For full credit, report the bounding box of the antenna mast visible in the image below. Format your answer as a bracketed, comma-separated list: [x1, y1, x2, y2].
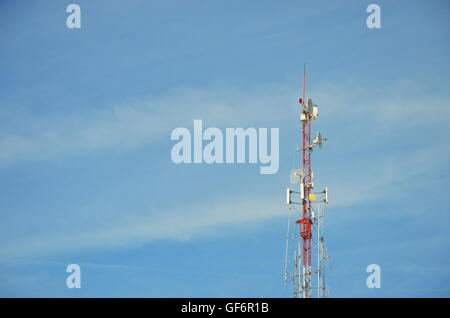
[285, 66, 329, 298]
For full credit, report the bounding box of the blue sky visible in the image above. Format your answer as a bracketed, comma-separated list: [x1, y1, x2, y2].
[0, 0, 449, 297]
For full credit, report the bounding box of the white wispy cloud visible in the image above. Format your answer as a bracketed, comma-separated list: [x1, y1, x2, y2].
[0, 83, 297, 166]
[1, 78, 448, 166]
[0, 78, 449, 260]
[0, 194, 283, 260]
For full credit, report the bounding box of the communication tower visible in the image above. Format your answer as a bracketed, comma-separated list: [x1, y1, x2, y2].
[284, 66, 330, 298]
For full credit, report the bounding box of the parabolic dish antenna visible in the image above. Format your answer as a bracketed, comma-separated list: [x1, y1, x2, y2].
[307, 98, 314, 114]
[314, 132, 327, 149]
[289, 169, 303, 184]
[317, 132, 323, 148]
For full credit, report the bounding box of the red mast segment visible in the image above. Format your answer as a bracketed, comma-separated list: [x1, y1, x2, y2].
[298, 66, 313, 269]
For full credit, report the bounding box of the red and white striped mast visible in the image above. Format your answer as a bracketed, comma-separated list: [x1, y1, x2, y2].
[285, 65, 329, 298]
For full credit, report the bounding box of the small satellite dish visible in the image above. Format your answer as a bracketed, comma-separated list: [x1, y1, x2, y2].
[317, 132, 323, 148]
[307, 98, 314, 114]
[312, 105, 319, 118]
[289, 169, 303, 184]
[313, 132, 327, 149]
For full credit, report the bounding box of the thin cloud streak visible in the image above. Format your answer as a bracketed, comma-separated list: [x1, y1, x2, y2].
[0, 84, 296, 166]
[1, 141, 447, 261]
[0, 79, 448, 166]
[0, 79, 449, 260]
